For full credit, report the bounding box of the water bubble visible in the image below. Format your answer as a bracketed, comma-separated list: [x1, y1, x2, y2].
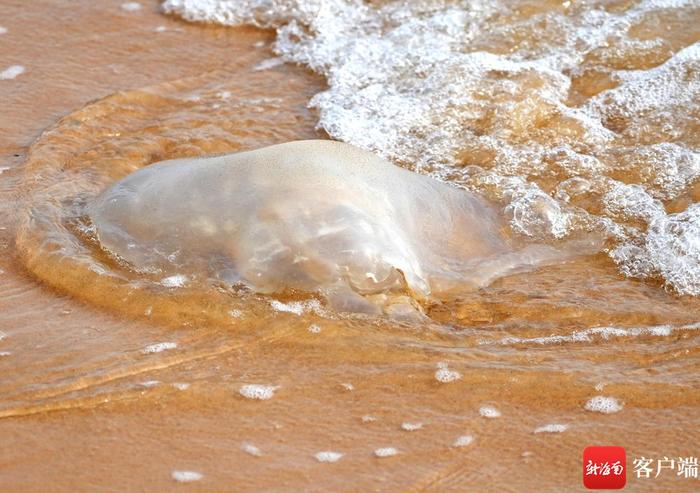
[242, 442, 263, 457]
[534, 424, 568, 433]
[435, 363, 461, 383]
[453, 435, 474, 447]
[400, 422, 423, 431]
[479, 405, 501, 418]
[315, 451, 343, 463]
[142, 342, 177, 354]
[0, 65, 25, 80]
[161, 274, 187, 288]
[239, 384, 279, 400]
[374, 447, 398, 458]
[120, 2, 142, 12]
[171, 471, 202, 483]
[584, 396, 623, 414]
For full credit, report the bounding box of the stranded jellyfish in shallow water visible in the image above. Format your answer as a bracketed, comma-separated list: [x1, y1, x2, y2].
[89, 140, 568, 314]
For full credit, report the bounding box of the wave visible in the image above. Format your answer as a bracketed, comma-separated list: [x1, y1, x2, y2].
[162, 0, 700, 295]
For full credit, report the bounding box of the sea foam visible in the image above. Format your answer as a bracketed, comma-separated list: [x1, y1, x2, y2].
[162, 0, 700, 296]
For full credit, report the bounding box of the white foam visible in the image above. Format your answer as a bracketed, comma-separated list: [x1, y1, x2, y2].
[308, 324, 321, 334]
[140, 380, 160, 388]
[374, 447, 398, 458]
[161, 0, 700, 295]
[242, 442, 263, 456]
[401, 422, 423, 431]
[171, 470, 203, 483]
[435, 362, 461, 383]
[269, 299, 323, 315]
[161, 274, 187, 287]
[340, 382, 354, 391]
[584, 396, 623, 414]
[0, 27, 7, 35]
[142, 341, 178, 354]
[479, 405, 501, 419]
[0, 331, 6, 342]
[0, 351, 11, 357]
[173, 382, 190, 390]
[121, 2, 142, 12]
[253, 57, 285, 71]
[315, 451, 343, 463]
[453, 435, 474, 447]
[229, 309, 243, 318]
[534, 424, 568, 434]
[361, 415, 376, 423]
[239, 384, 278, 400]
[485, 323, 688, 346]
[0, 65, 25, 80]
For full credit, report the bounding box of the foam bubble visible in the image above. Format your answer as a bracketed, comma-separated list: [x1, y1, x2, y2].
[239, 384, 278, 400]
[171, 470, 203, 483]
[645, 204, 700, 295]
[0, 351, 11, 357]
[361, 415, 376, 423]
[308, 324, 321, 334]
[401, 422, 423, 431]
[142, 341, 178, 354]
[269, 299, 321, 315]
[315, 451, 343, 463]
[0, 26, 7, 35]
[253, 57, 285, 71]
[479, 405, 501, 418]
[435, 363, 460, 383]
[534, 424, 568, 434]
[173, 382, 190, 391]
[242, 442, 263, 456]
[121, 2, 142, 12]
[0, 65, 25, 80]
[486, 324, 684, 346]
[340, 382, 354, 391]
[453, 435, 474, 447]
[161, 274, 187, 288]
[374, 447, 398, 458]
[584, 396, 623, 414]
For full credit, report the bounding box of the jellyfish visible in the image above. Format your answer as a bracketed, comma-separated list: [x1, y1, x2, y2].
[89, 140, 571, 315]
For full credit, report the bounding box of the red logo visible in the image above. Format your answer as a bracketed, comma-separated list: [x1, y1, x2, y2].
[583, 446, 626, 489]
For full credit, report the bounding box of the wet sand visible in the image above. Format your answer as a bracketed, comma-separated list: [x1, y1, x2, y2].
[1, 1, 699, 492]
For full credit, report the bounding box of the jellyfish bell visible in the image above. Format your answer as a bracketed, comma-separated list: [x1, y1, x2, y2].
[89, 140, 575, 316]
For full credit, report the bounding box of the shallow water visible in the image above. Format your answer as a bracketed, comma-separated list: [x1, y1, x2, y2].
[1, 1, 699, 491]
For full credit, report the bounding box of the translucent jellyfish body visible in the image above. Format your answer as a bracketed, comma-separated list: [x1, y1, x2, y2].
[90, 140, 562, 313]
